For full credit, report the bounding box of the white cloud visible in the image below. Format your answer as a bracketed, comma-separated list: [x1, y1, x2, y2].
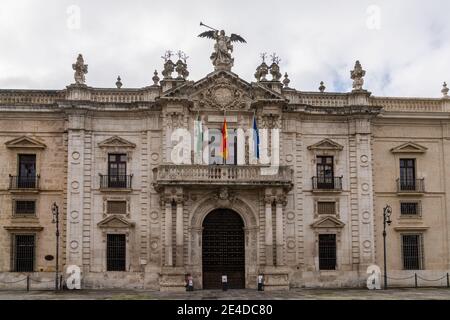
[0, 0, 448, 97]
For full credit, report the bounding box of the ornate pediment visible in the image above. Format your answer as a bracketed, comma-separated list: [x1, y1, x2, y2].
[311, 216, 345, 229]
[97, 215, 135, 229]
[160, 70, 285, 111]
[98, 136, 136, 149]
[390, 142, 427, 154]
[5, 136, 46, 149]
[307, 139, 343, 151]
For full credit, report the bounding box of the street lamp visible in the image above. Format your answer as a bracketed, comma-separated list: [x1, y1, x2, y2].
[383, 205, 392, 290]
[51, 202, 60, 292]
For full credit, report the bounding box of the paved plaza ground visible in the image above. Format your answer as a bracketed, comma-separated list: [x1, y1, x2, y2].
[0, 287, 449, 300]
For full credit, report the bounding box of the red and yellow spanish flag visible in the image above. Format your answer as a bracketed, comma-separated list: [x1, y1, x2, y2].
[220, 116, 228, 162]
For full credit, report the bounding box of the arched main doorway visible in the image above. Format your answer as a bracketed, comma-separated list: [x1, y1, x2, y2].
[202, 209, 245, 289]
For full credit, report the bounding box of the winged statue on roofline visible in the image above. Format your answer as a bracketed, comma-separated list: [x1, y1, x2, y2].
[198, 22, 246, 71]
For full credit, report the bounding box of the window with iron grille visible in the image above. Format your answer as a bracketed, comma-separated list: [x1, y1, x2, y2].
[400, 201, 421, 217]
[14, 200, 36, 216]
[317, 202, 336, 215]
[106, 201, 127, 215]
[318, 234, 337, 270]
[402, 234, 424, 270]
[12, 234, 35, 272]
[107, 234, 126, 271]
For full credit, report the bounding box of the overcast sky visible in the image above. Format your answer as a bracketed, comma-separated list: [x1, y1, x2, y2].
[0, 0, 449, 97]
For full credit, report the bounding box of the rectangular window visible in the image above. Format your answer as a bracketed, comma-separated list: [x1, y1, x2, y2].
[316, 156, 334, 189]
[318, 234, 337, 270]
[317, 202, 336, 215]
[108, 154, 127, 188]
[402, 234, 424, 270]
[18, 154, 36, 188]
[12, 235, 35, 272]
[400, 202, 421, 217]
[400, 159, 416, 190]
[14, 200, 36, 216]
[107, 234, 126, 271]
[106, 201, 127, 215]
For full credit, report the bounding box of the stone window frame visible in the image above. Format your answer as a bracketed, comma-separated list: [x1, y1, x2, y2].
[313, 229, 342, 272]
[11, 197, 39, 218]
[400, 232, 425, 270]
[102, 196, 131, 218]
[398, 200, 422, 219]
[100, 230, 132, 272]
[313, 197, 340, 219]
[9, 232, 38, 272]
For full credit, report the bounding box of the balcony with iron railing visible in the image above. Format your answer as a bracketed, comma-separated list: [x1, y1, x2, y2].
[312, 176, 343, 192]
[396, 178, 425, 194]
[153, 165, 293, 189]
[9, 175, 40, 192]
[99, 174, 133, 191]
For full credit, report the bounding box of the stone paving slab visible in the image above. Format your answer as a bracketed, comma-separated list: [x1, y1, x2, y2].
[0, 288, 449, 300]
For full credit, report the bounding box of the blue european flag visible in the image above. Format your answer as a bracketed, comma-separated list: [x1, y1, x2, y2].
[253, 115, 260, 159]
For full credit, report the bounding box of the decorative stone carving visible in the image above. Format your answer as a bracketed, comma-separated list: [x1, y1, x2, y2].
[269, 53, 282, 81]
[261, 114, 281, 129]
[254, 53, 269, 82]
[350, 60, 366, 91]
[161, 51, 175, 79]
[175, 51, 189, 79]
[198, 28, 246, 71]
[72, 54, 88, 85]
[5, 136, 46, 149]
[198, 77, 247, 111]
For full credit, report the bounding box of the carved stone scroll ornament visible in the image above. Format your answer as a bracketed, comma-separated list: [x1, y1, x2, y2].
[197, 77, 247, 111]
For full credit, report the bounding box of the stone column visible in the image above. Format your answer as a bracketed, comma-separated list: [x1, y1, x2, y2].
[164, 199, 173, 266]
[265, 196, 274, 266]
[275, 196, 285, 266]
[175, 197, 184, 266]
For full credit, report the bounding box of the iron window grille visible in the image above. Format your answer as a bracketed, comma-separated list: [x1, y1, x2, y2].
[106, 201, 127, 215]
[318, 234, 337, 270]
[14, 200, 36, 216]
[12, 234, 35, 272]
[107, 234, 126, 271]
[317, 202, 336, 215]
[400, 201, 421, 217]
[401, 234, 424, 270]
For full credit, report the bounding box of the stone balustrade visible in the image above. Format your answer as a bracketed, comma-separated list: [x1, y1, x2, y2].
[153, 164, 293, 188]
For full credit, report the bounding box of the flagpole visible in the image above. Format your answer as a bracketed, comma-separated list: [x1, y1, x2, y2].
[223, 109, 226, 165]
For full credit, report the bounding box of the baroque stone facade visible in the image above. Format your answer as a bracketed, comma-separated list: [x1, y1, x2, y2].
[1, 39, 450, 290]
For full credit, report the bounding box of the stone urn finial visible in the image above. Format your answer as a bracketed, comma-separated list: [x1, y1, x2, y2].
[319, 81, 326, 93]
[282, 73, 290, 88]
[269, 53, 282, 82]
[350, 60, 366, 91]
[442, 82, 449, 98]
[152, 70, 160, 86]
[116, 76, 122, 89]
[255, 53, 269, 82]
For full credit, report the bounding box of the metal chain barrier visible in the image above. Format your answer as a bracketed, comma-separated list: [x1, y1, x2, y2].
[416, 274, 448, 282]
[384, 274, 415, 280]
[0, 277, 27, 284]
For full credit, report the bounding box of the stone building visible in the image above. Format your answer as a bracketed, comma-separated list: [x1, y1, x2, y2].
[0, 33, 449, 290]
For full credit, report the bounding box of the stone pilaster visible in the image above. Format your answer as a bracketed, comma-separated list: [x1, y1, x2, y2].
[175, 196, 184, 267]
[164, 198, 173, 267]
[275, 195, 285, 266]
[264, 195, 274, 266]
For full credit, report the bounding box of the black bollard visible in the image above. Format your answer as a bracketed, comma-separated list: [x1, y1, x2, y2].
[222, 275, 228, 291]
[257, 274, 264, 291]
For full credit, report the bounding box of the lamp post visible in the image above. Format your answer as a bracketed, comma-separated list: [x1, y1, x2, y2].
[383, 205, 392, 290]
[51, 202, 60, 292]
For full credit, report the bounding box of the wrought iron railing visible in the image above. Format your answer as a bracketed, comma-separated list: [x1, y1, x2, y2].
[312, 176, 342, 191]
[9, 175, 40, 189]
[153, 165, 293, 187]
[397, 178, 425, 193]
[99, 174, 133, 189]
